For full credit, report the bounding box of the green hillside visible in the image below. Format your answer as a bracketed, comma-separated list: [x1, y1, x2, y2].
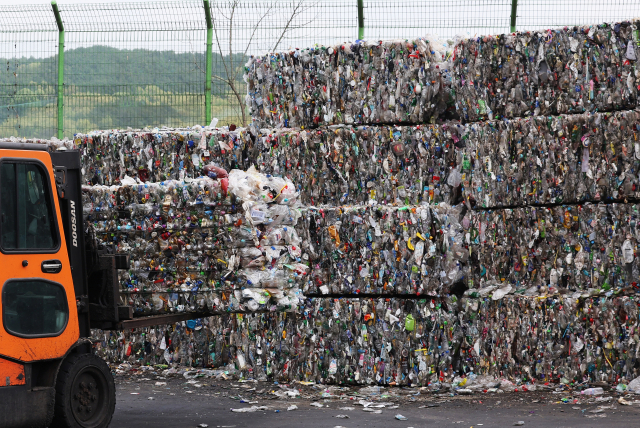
[0, 46, 247, 139]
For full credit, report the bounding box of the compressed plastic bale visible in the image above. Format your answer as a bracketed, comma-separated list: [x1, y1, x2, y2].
[246, 19, 640, 128]
[450, 21, 640, 122]
[73, 126, 259, 186]
[247, 109, 640, 209]
[302, 203, 466, 296]
[251, 125, 464, 207]
[83, 167, 308, 316]
[88, 175, 640, 301]
[463, 109, 640, 207]
[93, 290, 640, 390]
[94, 296, 465, 386]
[468, 203, 640, 295]
[245, 37, 453, 129]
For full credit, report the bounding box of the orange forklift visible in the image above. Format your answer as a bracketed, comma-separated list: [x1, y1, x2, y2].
[0, 142, 135, 428]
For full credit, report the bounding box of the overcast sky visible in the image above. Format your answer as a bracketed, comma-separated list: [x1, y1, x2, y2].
[0, 0, 638, 57]
[0, 0, 135, 3]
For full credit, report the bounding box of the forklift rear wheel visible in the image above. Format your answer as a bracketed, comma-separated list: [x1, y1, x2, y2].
[50, 353, 116, 428]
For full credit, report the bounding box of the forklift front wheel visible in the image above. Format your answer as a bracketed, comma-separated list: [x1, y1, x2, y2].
[50, 352, 116, 428]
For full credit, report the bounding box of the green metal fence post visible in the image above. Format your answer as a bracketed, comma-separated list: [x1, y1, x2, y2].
[52, 1, 64, 139]
[203, 0, 213, 125]
[357, 0, 364, 40]
[510, 0, 518, 33]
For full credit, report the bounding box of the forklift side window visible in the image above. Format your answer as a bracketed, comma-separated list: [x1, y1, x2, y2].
[0, 162, 58, 251]
[2, 279, 68, 337]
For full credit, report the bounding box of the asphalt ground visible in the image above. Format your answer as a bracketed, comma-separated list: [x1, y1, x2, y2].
[110, 376, 640, 428]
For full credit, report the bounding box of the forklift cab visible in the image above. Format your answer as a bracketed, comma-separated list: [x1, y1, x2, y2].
[0, 143, 121, 428]
[0, 145, 80, 363]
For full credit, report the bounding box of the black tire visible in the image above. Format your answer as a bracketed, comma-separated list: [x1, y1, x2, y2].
[50, 352, 116, 428]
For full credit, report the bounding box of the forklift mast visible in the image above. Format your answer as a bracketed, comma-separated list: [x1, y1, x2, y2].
[50, 151, 91, 337]
[51, 150, 131, 333]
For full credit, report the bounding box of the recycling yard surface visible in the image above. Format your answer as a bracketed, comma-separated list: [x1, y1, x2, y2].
[111, 370, 640, 428]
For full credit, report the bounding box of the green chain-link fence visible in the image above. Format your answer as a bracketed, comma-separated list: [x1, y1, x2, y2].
[0, 0, 638, 139]
[0, 4, 59, 139]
